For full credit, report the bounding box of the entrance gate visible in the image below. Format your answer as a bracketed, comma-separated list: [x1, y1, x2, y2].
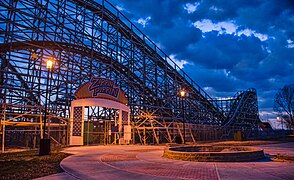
[69, 77, 130, 146]
[84, 107, 120, 145]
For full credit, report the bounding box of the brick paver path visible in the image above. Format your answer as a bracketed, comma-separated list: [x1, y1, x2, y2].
[39, 143, 294, 180]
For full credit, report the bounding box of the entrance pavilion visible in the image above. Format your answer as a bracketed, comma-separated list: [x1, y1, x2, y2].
[69, 77, 130, 145]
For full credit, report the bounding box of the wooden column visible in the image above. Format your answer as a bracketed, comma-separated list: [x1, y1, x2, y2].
[1, 104, 6, 153]
[40, 115, 43, 139]
[1, 121, 5, 153]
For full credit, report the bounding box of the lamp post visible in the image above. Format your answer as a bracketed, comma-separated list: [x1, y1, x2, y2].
[39, 58, 53, 156]
[180, 90, 186, 144]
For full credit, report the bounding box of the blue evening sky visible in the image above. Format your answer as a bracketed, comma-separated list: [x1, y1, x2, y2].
[109, 0, 294, 123]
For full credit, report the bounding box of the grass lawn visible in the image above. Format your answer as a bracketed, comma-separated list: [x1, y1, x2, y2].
[0, 149, 71, 180]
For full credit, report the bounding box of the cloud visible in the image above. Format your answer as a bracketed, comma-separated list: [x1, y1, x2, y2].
[193, 19, 237, 35]
[193, 19, 269, 41]
[237, 29, 268, 41]
[209, 6, 223, 12]
[179, 31, 268, 70]
[286, 39, 294, 48]
[115, 5, 124, 11]
[136, 16, 151, 28]
[168, 54, 189, 69]
[110, 0, 294, 113]
[143, 19, 202, 55]
[184, 2, 200, 14]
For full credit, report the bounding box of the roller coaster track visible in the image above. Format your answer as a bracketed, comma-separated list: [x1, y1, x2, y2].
[71, 0, 223, 116]
[221, 88, 260, 128]
[0, 0, 260, 131]
[0, 40, 157, 104]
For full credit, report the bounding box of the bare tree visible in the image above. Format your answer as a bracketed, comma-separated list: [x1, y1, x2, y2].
[274, 84, 294, 133]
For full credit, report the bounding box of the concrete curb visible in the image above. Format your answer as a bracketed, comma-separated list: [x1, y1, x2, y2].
[163, 146, 265, 162]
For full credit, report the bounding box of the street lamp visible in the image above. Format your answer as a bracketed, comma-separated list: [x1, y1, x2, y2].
[39, 58, 53, 155]
[180, 90, 186, 144]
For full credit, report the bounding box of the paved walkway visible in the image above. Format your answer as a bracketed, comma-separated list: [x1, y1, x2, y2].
[37, 143, 294, 180]
[257, 142, 294, 157]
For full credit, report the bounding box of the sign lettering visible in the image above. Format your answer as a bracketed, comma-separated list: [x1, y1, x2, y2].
[88, 77, 119, 98]
[74, 77, 128, 104]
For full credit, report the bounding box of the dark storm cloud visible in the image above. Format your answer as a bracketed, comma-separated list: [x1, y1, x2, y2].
[179, 31, 268, 70]
[186, 0, 263, 21]
[184, 64, 246, 93]
[112, 0, 202, 54]
[148, 20, 202, 54]
[109, 0, 294, 112]
[236, 0, 294, 33]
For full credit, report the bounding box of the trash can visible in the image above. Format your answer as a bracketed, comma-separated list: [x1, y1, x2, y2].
[39, 139, 51, 156]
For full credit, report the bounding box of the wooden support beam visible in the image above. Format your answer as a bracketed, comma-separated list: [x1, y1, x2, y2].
[143, 125, 146, 145]
[1, 122, 5, 153]
[149, 119, 159, 144]
[4, 121, 67, 127]
[33, 126, 37, 148]
[189, 127, 196, 143]
[40, 116, 43, 139]
[176, 123, 184, 144]
[136, 127, 143, 144]
[164, 121, 172, 143]
[1, 104, 6, 153]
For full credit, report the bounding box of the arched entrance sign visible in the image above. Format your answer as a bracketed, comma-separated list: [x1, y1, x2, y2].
[69, 77, 130, 145]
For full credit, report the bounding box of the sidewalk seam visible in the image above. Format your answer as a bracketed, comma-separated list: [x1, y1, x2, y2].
[213, 162, 221, 180]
